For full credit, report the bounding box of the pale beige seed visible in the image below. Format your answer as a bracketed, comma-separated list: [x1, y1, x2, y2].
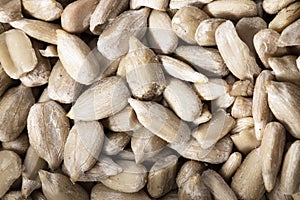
[191, 104, 212, 126]
[267, 81, 300, 139]
[219, 152, 242, 181]
[163, 78, 202, 122]
[122, 36, 166, 100]
[23, 146, 47, 180]
[278, 19, 300, 46]
[68, 76, 130, 121]
[0, 85, 34, 142]
[90, 0, 129, 34]
[179, 173, 212, 200]
[175, 46, 228, 77]
[192, 109, 235, 149]
[0, 0, 22, 23]
[211, 91, 235, 110]
[236, 17, 267, 54]
[269, 2, 300, 32]
[253, 29, 288, 68]
[22, 0, 63, 21]
[38, 87, 51, 103]
[172, 6, 209, 44]
[215, 20, 261, 81]
[193, 78, 229, 101]
[231, 128, 261, 155]
[280, 140, 300, 194]
[91, 184, 151, 200]
[97, 8, 150, 60]
[231, 148, 265, 200]
[203, 0, 257, 21]
[39, 170, 89, 200]
[102, 132, 131, 156]
[176, 160, 205, 188]
[231, 97, 252, 118]
[10, 18, 61, 45]
[202, 169, 237, 200]
[131, 127, 167, 164]
[2, 133, 29, 154]
[231, 117, 254, 134]
[131, 0, 169, 11]
[195, 18, 226, 46]
[0, 150, 22, 198]
[48, 60, 83, 104]
[0, 29, 38, 79]
[61, 0, 99, 33]
[128, 98, 191, 145]
[260, 122, 286, 192]
[169, 0, 213, 9]
[158, 55, 208, 83]
[266, 178, 293, 200]
[21, 174, 41, 198]
[263, 0, 296, 14]
[230, 80, 254, 97]
[39, 45, 58, 57]
[147, 155, 178, 198]
[57, 29, 100, 85]
[27, 101, 70, 170]
[100, 160, 148, 193]
[64, 121, 105, 183]
[0, 63, 13, 97]
[148, 10, 178, 54]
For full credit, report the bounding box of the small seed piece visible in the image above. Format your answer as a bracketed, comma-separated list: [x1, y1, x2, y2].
[21, 175, 41, 198]
[280, 140, 300, 194]
[0, 29, 37, 79]
[2, 133, 29, 154]
[194, 79, 229, 100]
[278, 19, 300, 46]
[131, 0, 169, 11]
[219, 152, 242, 181]
[192, 104, 212, 126]
[27, 101, 70, 170]
[231, 128, 260, 155]
[68, 76, 130, 121]
[230, 80, 254, 97]
[102, 132, 131, 156]
[0, 85, 35, 142]
[0, 0, 22, 23]
[176, 160, 205, 188]
[231, 148, 265, 200]
[260, 122, 286, 192]
[231, 97, 252, 118]
[147, 155, 178, 198]
[215, 20, 261, 81]
[39, 170, 89, 200]
[100, 160, 148, 193]
[263, 0, 296, 14]
[39, 45, 58, 57]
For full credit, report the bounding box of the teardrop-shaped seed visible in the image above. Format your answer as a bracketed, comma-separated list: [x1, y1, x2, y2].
[176, 160, 205, 188]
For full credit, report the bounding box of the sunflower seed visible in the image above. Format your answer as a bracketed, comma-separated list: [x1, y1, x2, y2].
[231, 117, 254, 134]
[231, 97, 253, 118]
[169, 0, 213, 9]
[219, 152, 242, 182]
[230, 80, 254, 97]
[39, 45, 58, 57]
[2, 133, 29, 154]
[262, 0, 296, 14]
[0, 0, 22, 23]
[102, 132, 131, 156]
[231, 128, 261, 155]
[193, 78, 229, 101]
[23, 146, 47, 180]
[211, 91, 235, 110]
[0, 63, 13, 97]
[278, 19, 300, 46]
[191, 104, 212, 126]
[266, 178, 293, 200]
[176, 160, 205, 188]
[130, 0, 169, 11]
[21, 174, 41, 198]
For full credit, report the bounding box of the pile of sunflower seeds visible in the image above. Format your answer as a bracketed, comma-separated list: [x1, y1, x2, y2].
[0, 0, 300, 199]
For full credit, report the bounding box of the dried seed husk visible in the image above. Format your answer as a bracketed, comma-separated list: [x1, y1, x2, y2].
[102, 132, 131, 156]
[48, 60, 83, 104]
[230, 79, 253, 97]
[147, 10, 178, 54]
[0, 0, 22, 23]
[203, 0, 258, 21]
[231, 148, 265, 200]
[147, 155, 178, 198]
[22, 0, 63, 21]
[91, 183, 151, 200]
[192, 109, 235, 149]
[263, 0, 296, 14]
[1, 191, 24, 200]
[260, 122, 286, 192]
[266, 178, 293, 200]
[172, 6, 209, 44]
[163, 78, 202, 122]
[0, 85, 34, 142]
[175, 45, 228, 77]
[169, 0, 213, 9]
[231, 97, 252, 118]
[39, 45, 58, 57]
[61, 0, 99, 33]
[211, 91, 235, 110]
[2, 133, 29, 154]
[21, 175, 41, 198]
[27, 101, 70, 170]
[230, 117, 254, 134]
[122, 36, 166, 100]
[278, 19, 300, 46]
[0, 29, 38, 79]
[266, 81, 300, 139]
[68, 76, 130, 121]
[90, 0, 129, 34]
[10, 18, 61, 45]
[97, 8, 150, 60]
[0, 150, 22, 198]
[100, 160, 148, 193]
[236, 17, 267, 54]
[202, 169, 237, 200]
[215, 20, 261, 81]
[176, 160, 205, 188]
[158, 55, 208, 83]
[64, 121, 104, 183]
[195, 18, 226, 46]
[131, 127, 167, 164]
[219, 152, 242, 182]
[0, 63, 13, 97]
[23, 146, 47, 180]
[57, 29, 100, 85]
[269, 2, 300, 32]
[39, 170, 89, 200]
[128, 98, 191, 145]
[193, 78, 229, 101]
[280, 140, 300, 194]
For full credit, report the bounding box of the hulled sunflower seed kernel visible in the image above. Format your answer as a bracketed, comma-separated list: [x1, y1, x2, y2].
[231, 97, 253, 119]
[169, 0, 213, 9]
[2, 133, 29, 154]
[102, 131, 131, 156]
[130, 0, 169, 11]
[278, 19, 300, 46]
[219, 152, 242, 182]
[230, 79, 254, 97]
[176, 160, 205, 188]
[231, 117, 254, 134]
[0, 0, 22, 23]
[263, 0, 296, 14]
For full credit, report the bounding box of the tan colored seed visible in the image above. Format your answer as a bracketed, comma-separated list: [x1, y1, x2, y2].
[191, 104, 212, 126]
[193, 78, 229, 100]
[169, 0, 213, 9]
[266, 178, 293, 200]
[176, 160, 205, 188]
[263, 0, 296, 14]
[0, 63, 13, 97]
[219, 152, 242, 182]
[23, 146, 47, 180]
[231, 128, 261, 155]
[130, 0, 169, 11]
[211, 91, 235, 110]
[230, 80, 254, 97]
[102, 132, 131, 156]
[38, 87, 51, 103]
[0, 0, 22, 23]
[231, 97, 253, 118]
[278, 19, 300, 46]
[231, 117, 254, 134]
[21, 174, 41, 198]
[2, 133, 29, 154]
